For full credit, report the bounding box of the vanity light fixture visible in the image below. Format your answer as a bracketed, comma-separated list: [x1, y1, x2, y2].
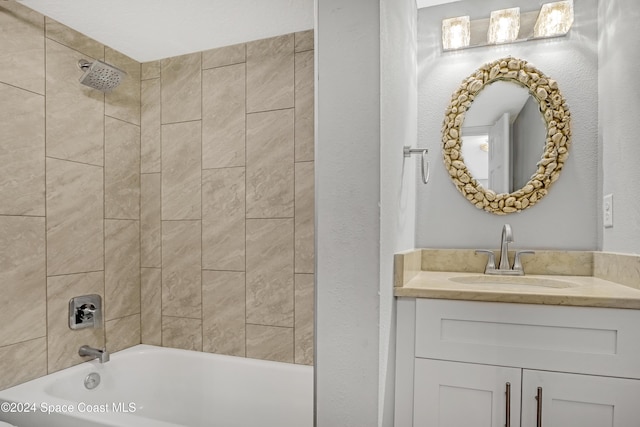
[534, 1, 574, 38]
[442, 16, 470, 50]
[441, 1, 574, 51]
[488, 7, 520, 44]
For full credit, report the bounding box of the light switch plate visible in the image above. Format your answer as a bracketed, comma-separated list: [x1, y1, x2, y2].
[604, 194, 613, 228]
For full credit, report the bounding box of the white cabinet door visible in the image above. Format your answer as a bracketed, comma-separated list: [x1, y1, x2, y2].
[414, 359, 521, 427]
[521, 370, 640, 427]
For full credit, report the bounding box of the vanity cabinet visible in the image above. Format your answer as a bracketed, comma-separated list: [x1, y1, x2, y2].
[413, 359, 640, 427]
[395, 298, 640, 427]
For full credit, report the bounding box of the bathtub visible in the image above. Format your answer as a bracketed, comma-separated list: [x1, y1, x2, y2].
[0, 344, 313, 427]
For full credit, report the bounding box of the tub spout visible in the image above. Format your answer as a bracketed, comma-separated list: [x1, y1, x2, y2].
[79, 345, 109, 363]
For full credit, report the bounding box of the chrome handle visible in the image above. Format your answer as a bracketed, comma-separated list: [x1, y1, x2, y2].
[505, 382, 511, 427]
[475, 250, 496, 271]
[513, 250, 535, 271]
[536, 386, 542, 427]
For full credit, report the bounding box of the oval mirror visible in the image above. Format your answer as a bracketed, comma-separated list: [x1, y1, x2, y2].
[442, 57, 571, 214]
[460, 82, 547, 194]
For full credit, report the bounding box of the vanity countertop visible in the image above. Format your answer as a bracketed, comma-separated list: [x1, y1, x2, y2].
[395, 271, 640, 309]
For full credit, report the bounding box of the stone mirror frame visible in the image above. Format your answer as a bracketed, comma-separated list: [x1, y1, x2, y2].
[442, 57, 571, 214]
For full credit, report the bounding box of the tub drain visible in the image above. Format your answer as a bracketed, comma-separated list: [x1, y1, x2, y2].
[84, 372, 101, 390]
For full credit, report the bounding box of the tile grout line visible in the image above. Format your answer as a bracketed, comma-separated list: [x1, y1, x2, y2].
[102, 43, 107, 350]
[43, 14, 49, 375]
[293, 35, 298, 364]
[138, 59, 143, 347]
[159, 58, 164, 348]
[244, 44, 248, 359]
[200, 50, 204, 352]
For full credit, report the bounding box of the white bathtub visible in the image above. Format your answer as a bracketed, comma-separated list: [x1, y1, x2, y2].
[0, 345, 313, 427]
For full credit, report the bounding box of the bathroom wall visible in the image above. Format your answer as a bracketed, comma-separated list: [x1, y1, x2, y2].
[599, 0, 640, 255]
[315, 0, 381, 424]
[416, 0, 599, 250]
[380, 0, 418, 424]
[139, 32, 315, 365]
[0, 2, 141, 390]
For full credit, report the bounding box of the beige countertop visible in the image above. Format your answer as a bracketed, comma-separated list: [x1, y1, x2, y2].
[395, 271, 640, 309]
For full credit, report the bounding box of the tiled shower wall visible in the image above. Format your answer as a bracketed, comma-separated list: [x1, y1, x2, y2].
[0, 3, 141, 390]
[0, 2, 314, 391]
[139, 32, 315, 365]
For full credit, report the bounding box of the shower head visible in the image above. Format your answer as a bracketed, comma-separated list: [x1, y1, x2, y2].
[78, 59, 126, 92]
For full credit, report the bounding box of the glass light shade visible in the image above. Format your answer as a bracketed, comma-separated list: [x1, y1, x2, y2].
[488, 8, 520, 44]
[534, 1, 574, 37]
[442, 16, 470, 50]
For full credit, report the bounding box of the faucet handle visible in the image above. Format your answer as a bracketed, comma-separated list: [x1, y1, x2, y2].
[513, 250, 535, 272]
[476, 250, 496, 273]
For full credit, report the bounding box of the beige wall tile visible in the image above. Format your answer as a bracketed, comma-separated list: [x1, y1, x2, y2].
[162, 317, 202, 351]
[0, 2, 45, 94]
[45, 18, 104, 59]
[295, 50, 315, 162]
[141, 173, 161, 267]
[47, 272, 104, 373]
[161, 52, 201, 123]
[46, 39, 104, 166]
[202, 64, 246, 169]
[162, 121, 201, 220]
[46, 158, 103, 276]
[105, 48, 141, 125]
[141, 78, 161, 173]
[202, 43, 246, 69]
[0, 83, 45, 216]
[105, 117, 140, 219]
[295, 162, 314, 274]
[246, 219, 294, 327]
[105, 220, 140, 320]
[162, 221, 201, 318]
[295, 274, 314, 365]
[0, 217, 46, 347]
[295, 30, 314, 52]
[246, 34, 294, 113]
[246, 325, 293, 363]
[0, 338, 47, 391]
[202, 168, 245, 271]
[141, 268, 162, 345]
[142, 61, 160, 80]
[202, 271, 245, 356]
[106, 314, 140, 353]
[246, 109, 294, 218]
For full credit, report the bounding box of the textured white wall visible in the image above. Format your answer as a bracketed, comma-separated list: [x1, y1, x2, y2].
[380, 0, 418, 425]
[416, 0, 599, 250]
[315, 0, 381, 425]
[599, 0, 640, 255]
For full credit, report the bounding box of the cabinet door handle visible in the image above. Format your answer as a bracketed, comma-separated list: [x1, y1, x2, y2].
[535, 386, 543, 427]
[505, 382, 511, 427]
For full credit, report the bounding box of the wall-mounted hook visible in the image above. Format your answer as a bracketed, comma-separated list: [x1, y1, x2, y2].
[403, 146, 430, 184]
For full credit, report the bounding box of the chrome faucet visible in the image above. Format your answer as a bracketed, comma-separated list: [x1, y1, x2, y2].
[79, 345, 109, 363]
[476, 224, 534, 276]
[498, 224, 514, 270]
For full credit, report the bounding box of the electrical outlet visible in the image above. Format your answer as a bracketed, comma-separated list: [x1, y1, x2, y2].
[604, 194, 613, 228]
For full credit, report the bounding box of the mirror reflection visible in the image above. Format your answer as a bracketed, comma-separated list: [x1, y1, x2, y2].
[461, 81, 547, 194]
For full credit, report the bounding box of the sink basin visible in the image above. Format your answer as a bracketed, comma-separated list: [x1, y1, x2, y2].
[449, 275, 580, 289]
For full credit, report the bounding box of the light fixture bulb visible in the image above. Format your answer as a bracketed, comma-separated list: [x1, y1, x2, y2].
[534, 1, 574, 37]
[442, 16, 470, 50]
[488, 7, 520, 44]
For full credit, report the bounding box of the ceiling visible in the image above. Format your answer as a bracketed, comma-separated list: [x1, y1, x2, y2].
[416, 0, 461, 9]
[19, 0, 314, 62]
[17, 0, 460, 63]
